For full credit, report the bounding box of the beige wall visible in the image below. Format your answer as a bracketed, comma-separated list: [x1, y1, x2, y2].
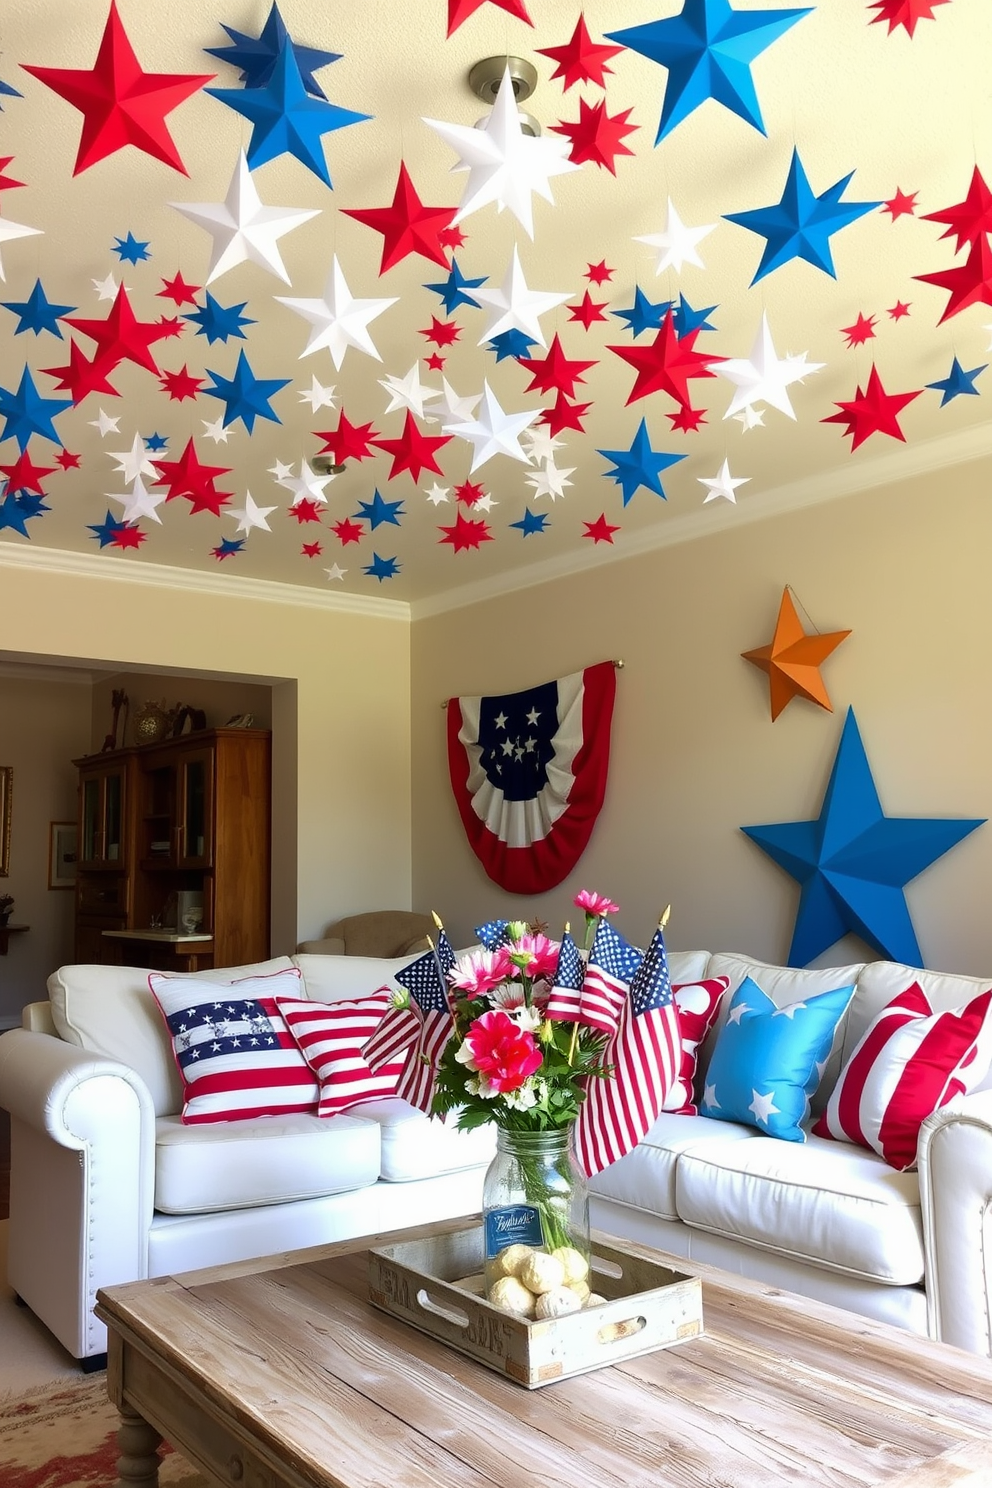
[89, 672, 273, 753]
[0, 673, 92, 1021]
[411, 456, 992, 977]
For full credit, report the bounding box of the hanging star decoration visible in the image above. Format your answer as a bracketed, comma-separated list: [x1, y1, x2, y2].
[525, 461, 574, 500]
[841, 312, 878, 348]
[443, 380, 538, 472]
[301, 541, 323, 558]
[926, 357, 986, 405]
[636, 198, 716, 274]
[539, 392, 593, 436]
[887, 300, 912, 320]
[487, 329, 539, 362]
[921, 166, 992, 254]
[314, 411, 379, 467]
[107, 473, 167, 526]
[204, 3, 340, 97]
[228, 491, 277, 535]
[2, 279, 75, 337]
[598, 419, 686, 505]
[883, 188, 918, 220]
[212, 537, 245, 561]
[711, 312, 824, 420]
[609, 308, 724, 409]
[537, 16, 624, 90]
[0, 449, 56, 496]
[510, 508, 549, 536]
[439, 511, 493, 552]
[158, 271, 201, 308]
[22, 0, 213, 174]
[585, 260, 614, 285]
[363, 553, 401, 581]
[915, 234, 992, 324]
[298, 375, 336, 412]
[355, 489, 405, 531]
[673, 294, 719, 337]
[742, 587, 851, 720]
[275, 257, 397, 369]
[446, 0, 533, 38]
[612, 287, 671, 338]
[332, 518, 364, 545]
[371, 411, 452, 482]
[378, 363, 441, 420]
[65, 283, 173, 376]
[159, 365, 204, 402]
[280, 460, 335, 507]
[203, 350, 289, 434]
[87, 509, 141, 549]
[518, 334, 596, 399]
[550, 97, 638, 174]
[568, 291, 609, 329]
[184, 292, 255, 345]
[867, 0, 952, 38]
[0, 490, 47, 537]
[822, 365, 922, 448]
[151, 437, 232, 513]
[344, 162, 454, 274]
[424, 259, 486, 315]
[698, 458, 749, 504]
[420, 317, 461, 351]
[172, 150, 319, 286]
[0, 367, 72, 451]
[724, 149, 881, 283]
[741, 708, 984, 966]
[472, 245, 571, 350]
[607, 0, 812, 143]
[584, 513, 622, 544]
[109, 432, 160, 482]
[112, 232, 150, 264]
[0, 76, 22, 110]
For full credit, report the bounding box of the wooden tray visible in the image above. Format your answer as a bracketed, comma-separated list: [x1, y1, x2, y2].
[368, 1225, 703, 1388]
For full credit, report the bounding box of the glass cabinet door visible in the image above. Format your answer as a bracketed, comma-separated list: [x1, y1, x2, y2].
[178, 752, 212, 867]
[105, 772, 123, 862]
[81, 777, 100, 864]
[78, 767, 127, 866]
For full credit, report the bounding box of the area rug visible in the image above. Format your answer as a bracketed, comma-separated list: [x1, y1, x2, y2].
[0, 1373, 206, 1487]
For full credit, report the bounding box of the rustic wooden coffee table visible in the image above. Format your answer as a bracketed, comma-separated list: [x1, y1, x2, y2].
[96, 1218, 992, 1488]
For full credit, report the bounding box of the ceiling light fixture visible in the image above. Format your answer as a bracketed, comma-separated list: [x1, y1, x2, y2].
[469, 55, 541, 137]
[310, 456, 346, 476]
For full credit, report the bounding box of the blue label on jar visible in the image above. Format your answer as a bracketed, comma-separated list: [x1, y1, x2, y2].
[485, 1205, 545, 1257]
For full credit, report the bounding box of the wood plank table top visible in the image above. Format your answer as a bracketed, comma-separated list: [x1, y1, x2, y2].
[96, 1218, 992, 1488]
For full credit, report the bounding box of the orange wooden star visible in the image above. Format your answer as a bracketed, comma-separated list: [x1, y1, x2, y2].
[742, 588, 851, 721]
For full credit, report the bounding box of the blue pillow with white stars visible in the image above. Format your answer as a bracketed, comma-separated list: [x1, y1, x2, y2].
[699, 976, 855, 1143]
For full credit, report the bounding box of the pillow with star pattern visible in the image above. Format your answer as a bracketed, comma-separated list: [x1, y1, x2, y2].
[698, 976, 855, 1142]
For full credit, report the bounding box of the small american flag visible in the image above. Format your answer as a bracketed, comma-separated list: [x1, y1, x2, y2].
[390, 947, 454, 1112]
[362, 1003, 420, 1071]
[575, 921, 680, 1178]
[474, 918, 511, 950]
[545, 929, 585, 1023]
[579, 919, 643, 1036]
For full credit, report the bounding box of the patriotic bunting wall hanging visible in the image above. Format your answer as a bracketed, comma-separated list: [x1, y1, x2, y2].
[446, 659, 617, 894]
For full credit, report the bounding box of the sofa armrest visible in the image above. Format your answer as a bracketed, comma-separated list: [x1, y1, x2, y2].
[918, 1091, 992, 1356]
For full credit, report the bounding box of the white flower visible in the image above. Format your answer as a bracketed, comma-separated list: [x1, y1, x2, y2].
[454, 1040, 478, 1071]
[502, 1078, 539, 1111]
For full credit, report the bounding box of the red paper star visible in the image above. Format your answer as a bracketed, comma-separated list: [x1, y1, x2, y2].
[916, 235, 992, 323]
[41, 340, 121, 404]
[109, 523, 146, 550]
[921, 167, 992, 254]
[539, 392, 593, 435]
[314, 411, 379, 465]
[567, 290, 609, 329]
[0, 157, 25, 196]
[438, 511, 493, 551]
[371, 411, 451, 482]
[21, 0, 213, 175]
[583, 513, 621, 544]
[152, 438, 231, 505]
[0, 449, 57, 495]
[537, 16, 623, 90]
[518, 333, 596, 398]
[454, 480, 486, 507]
[425, 352, 446, 371]
[446, 0, 532, 37]
[65, 285, 171, 375]
[550, 98, 638, 174]
[343, 162, 455, 274]
[186, 484, 233, 517]
[668, 405, 708, 432]
[584, 260, 614, 285]
[155, 314, 185, 340]
[887, 300, 912, 319]
[157, 272, 201, 308]
[867, 0, 951, 38]
[438, 225, 467, 250]
[332, 518, 365, 546]
[609, 312, 724, 409]
[420, 316, 461, 348]
[822, 365, 922, 450]
[882, 188, 917, 220]
[54, 448, 81, 470]
[289, 499, 323, 524]
[159, 365, 203, 402]
[302, 541, 323, 558]
[841, 312, 878, 347]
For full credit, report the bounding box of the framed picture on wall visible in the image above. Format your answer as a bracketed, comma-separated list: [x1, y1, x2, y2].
[0, 767, 10, 877]
[49, 821, 78, 890]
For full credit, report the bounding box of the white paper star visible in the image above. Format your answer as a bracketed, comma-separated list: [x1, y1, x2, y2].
[379, 363, 440, 420]
[526, 463, 575, 501]
[298, 375, 337, 412]
[698, 458, 750, 505]
[172, 151, 320, 286]
[107, 473, 167, 525]
[89, 408, 121, 437]
[229, 490, 277, 535]
[733, 405, 766, 432]
[425, 64, 579, 239]
[426, 378, 481, 423]
[92, 273, 120, 301]
[474, 493, 498, 512]
[472, 245, 570, 350]
[108, 433, 159, 483]
[324, 563, 347, 582]
[0, 215, 42, 282]
[280, 459, 335, 506]
[275, 256, 397, 369]
[711, 314, 824, 420]
[201, 416, 231, 443]
[522, 426, 566, 465]
[443, 380, 538, 472]
[424, 482, 450, 506]
[635, 199, 715, 275]
[268, 459, 295, 485]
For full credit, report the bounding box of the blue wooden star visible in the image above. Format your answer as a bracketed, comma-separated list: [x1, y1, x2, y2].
[112, 232, 151, 264]
[424, 258, 486, 315]
[725, 149, 881, 284]
[364, 552, 400, 582]
[612, 287, 670, 338]
[0, 367, 72, 451]
[87, 510, 131, 548]
[598, 418, 686, 505]
[607, 0, 812, 143]
[144, 432, 168, 452]
[205, 5, 340, 99]
[184, 292, 255, 345]
[927, 357, 987, 406]
[742, 708, 985, 967]
[511, 508, 549, 536]
[487, 329, 539, 362]
[203, 350, 289, 433]
[1, 279, 75, 338]
[0, 491, 47, 536]
[673, 293, 719, 337]
[206, 38, 369, 188]
[355, 489, 404, 530]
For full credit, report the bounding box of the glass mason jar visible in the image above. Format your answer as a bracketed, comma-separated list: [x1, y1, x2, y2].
[482, 1126, 590, 1299]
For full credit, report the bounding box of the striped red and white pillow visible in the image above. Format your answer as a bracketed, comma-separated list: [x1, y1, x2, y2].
[813, 981, 992, 1170]
[276, 992, 404, 1116]
[662, 977, 730, 1115]
[150, 969, 319, 1125]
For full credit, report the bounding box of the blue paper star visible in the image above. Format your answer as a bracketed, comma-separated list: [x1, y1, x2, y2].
[12, 491, 49, 520]
[424, 258, 486, 315]
[742, 709, 986, 967]
[205, 4, 340, 99]
[511, 508, 549, 536]
[598, 418, 687, 505]
[184, 292, 255, 345]
[0, 76, 22, 108]
[206, 38, 369, 188]
[1, 279, 75, 338]
[112, 233, 151, 264]
[355, 489, 404, 530]
[927, 357, 987, 406]
[203, 350, 289, 434]
[673, 293, 719, 337]
[0, 367, 72, 451]
[144, 432, 168, 452]
[487, 329, 539, 362]
[87, 511, 131, 548]
[724, 149, 881, 284]
[364, 552, 400, 582]
[0, 491, 47, 536]
[607, 0, 812, 143]
[612, 287, 670, 338]
[213, 537, 246, 560]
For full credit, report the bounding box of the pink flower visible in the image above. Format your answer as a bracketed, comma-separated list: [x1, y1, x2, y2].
[507, 932, 560, 981]
[448, 946, 514, 999]
[456, 1009, 542, 1094]
[573, 889, 620, 917]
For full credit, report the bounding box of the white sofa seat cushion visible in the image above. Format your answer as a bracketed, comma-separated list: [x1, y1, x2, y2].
[154, 1111, 381, 1214]
[348, 1098, 498, 1181]
[676, 1131, 924, 1286]
[588, 1113, 759, 1221]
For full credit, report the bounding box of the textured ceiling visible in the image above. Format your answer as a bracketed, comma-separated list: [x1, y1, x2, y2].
[0, 0, 990, 607]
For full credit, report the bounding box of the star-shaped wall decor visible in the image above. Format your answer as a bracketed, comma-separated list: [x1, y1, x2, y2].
[205, 3, 340, 97]
[203, 350, 289, 433]
[184, 292, 256, 345]
[446, 0, 532, 38]
[510, 508, 549, 536]
[313, 413, 378, 469]
[92, 273, 120, 302]
[698, 457, 749, 504]
[0, 367, 72, 451]
[711, 312, 824, 420]
[927, 357, 986, 405]
[275, 257, 397, 369]
[607, 0, 812, 143]
[355, 489, 405, 530]
[112, 232, 150, 264]
[172, 151, 319, 286]
[538, 16, 623, 90]
[472, 246, 570, 349]
[550, 98, 638, 174]
[424, 259, 486, 315]
[22, 0, 213, 174]
[724, 149, 881, 283]
[635, 198, 715, 274]
[921, 167, 992, 253]
[822, 365, 922, 448]
[200, 417, 230, 444]
[443, 379, 538, 471]
[609, 309, 724, 408]
[612, 287, 671, 338]
[344, 162, 454, 274]
[742, 587, 851, 720]
[371, 411, 451, 482]
[868, 0, 951, 38]
[741, 708, 985, 966]
[2, 279, 75, 337]
[585, 260, 614, 285]
[363, 552, 400, 581]
[915, 235, 992, 324]
[517, 334, 596, 398]
[598, 418, 686, 505]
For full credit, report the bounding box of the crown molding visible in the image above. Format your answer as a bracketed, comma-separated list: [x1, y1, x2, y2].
[0, 658, 98, 685]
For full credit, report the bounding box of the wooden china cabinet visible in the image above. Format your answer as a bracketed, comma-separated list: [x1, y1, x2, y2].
[73, 728, 271, 971]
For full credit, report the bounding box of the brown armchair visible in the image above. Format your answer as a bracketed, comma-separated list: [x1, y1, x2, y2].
[296, 910, 434, 958]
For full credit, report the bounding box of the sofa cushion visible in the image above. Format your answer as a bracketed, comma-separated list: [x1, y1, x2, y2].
[587, 1112, 759, 1221]
[662, 978, 729, 1115]
[291, 952, 420, 1002]
[814, 981, 992, 1171]
[348, 1098, 498, 1181]
[276, 993, 403, 1116]
[843, 962, 992, 1093]
[699, 976, 855, 1142]
[154, 1110, 381, 1214]
[48, 956, 296, 1116]
[666, 950, 712, 985]
[675, 1132, 925, 1285]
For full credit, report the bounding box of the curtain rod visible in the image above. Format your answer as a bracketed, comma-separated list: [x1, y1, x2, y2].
[440, 659, 624, 707]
